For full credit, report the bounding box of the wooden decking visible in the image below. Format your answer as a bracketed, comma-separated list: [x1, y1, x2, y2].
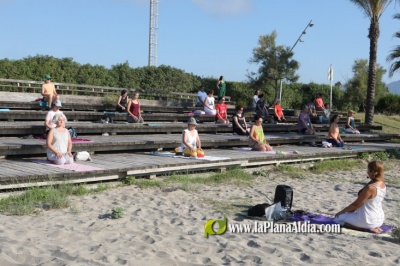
[0, 91, 398, 190]
[1, 142, 399, 189]
[0, 132, 396, 157]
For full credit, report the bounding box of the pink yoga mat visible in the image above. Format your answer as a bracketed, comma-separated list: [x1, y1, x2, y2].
[32, 160, 104, 172]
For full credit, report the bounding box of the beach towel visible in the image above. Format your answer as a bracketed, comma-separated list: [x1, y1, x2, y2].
[150, 151, 230, 161]
[32, 160, 104, 172]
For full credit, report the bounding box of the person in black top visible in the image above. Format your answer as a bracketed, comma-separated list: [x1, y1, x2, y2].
[232, 105, 249, 135]
[116, 89, 129, 112]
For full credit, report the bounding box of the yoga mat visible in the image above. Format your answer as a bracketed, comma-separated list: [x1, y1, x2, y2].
[233, 147, 299, 155]
[292, 213, 394, 233]
[35, 137, 94, 143]
[146, 123, 162, 126]
[32, 160, 104, 172]
[150, 152, 230, 161]
[233, 147, 276, 154]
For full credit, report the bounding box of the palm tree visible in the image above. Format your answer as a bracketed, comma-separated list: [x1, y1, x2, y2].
[387, 13, 400, 77]
[349, 0, 395, 125]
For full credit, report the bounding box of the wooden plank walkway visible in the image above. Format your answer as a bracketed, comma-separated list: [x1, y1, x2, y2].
[0, 132, 396, 157]
[1, 142, 399, 189]
[0, 120, 383, 137]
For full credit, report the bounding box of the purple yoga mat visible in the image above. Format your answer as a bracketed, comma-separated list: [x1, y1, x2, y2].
[292, 213, 393, 233]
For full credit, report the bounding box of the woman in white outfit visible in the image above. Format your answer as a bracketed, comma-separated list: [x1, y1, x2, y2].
[181, 117, 202, 154]
[203, 90, 217, 116]
[46, 113, 74, 165]
[334, 161, 386, 233]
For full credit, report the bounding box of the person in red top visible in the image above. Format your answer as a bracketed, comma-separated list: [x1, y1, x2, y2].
[315, 93, 325, 111]
[127, 91, 144, 123]
[215, 97, 229, 124]
[273, 99, 286, 123]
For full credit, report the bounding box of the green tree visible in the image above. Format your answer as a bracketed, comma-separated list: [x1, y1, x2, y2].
[349, 0, 396, 124]
[345, 59, 388, 111]
[387, 13, 400, 77]
[248, 31, 299, 100]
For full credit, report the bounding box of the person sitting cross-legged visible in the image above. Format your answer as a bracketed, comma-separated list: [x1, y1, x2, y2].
[46, 113, 74, 165]
[326, 114, 344, 147]
[335, 161, 386, 234]
[249, 115, 273, 152]
[215, 97, 229, 124]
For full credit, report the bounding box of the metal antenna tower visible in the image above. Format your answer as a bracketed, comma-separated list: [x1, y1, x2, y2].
[148, 0, 159, 66]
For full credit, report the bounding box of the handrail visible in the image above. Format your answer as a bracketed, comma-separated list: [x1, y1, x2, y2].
[0, 78, 232, 102]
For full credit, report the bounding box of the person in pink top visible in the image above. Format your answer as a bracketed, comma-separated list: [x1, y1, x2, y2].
[127, 91, 144, 123]
[315, 93, 324, 111]
[215, 97, 229, 124]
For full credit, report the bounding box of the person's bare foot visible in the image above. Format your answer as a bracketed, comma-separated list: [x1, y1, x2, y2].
[370, 227, 383, 234]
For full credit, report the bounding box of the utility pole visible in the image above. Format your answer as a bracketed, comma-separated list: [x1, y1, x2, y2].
[279, 20, 314, 102]
[148, 0, 159, 66]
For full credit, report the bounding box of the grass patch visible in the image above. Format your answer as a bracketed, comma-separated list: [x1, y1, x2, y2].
[0, 182, 114, 216]
[311, 159, 360, 173]
[354, 113, 400, 134]
[122, 168, 254, 191]
[165, 168, 253, 186]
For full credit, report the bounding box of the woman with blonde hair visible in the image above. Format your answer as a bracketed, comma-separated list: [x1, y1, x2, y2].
[46, 113, 74, 165]
[335, 161, 386, 233]
[345, 110, 360, 134]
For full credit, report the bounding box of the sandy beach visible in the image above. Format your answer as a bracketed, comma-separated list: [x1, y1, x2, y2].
[0, 159, 399, 266]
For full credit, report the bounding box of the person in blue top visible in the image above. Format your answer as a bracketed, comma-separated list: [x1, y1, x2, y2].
[345, 110, 360, 134]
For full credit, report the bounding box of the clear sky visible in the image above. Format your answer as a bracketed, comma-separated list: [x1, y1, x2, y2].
[1, 0, 399, 86]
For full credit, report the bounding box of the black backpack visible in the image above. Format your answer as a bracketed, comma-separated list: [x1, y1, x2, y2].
[247, 203, 272, 217]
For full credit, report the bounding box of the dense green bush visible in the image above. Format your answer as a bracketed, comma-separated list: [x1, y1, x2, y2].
[376, 93, 400, 114]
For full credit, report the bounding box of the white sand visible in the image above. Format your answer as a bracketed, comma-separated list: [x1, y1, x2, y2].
[0, 160, 399, 265]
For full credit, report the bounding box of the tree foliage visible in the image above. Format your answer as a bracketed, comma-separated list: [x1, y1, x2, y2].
[344, 59, 388, 111]
[248, 31, 300, 99]
[387, 13, 400, 77]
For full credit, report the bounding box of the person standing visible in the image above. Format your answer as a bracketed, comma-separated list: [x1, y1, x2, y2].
[44, 100, 64, 135]
[216, 76, 226, 101]
[41, 74, 59, 108]
[252, 90, 260, 111]
[196, 85, 207, 107]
